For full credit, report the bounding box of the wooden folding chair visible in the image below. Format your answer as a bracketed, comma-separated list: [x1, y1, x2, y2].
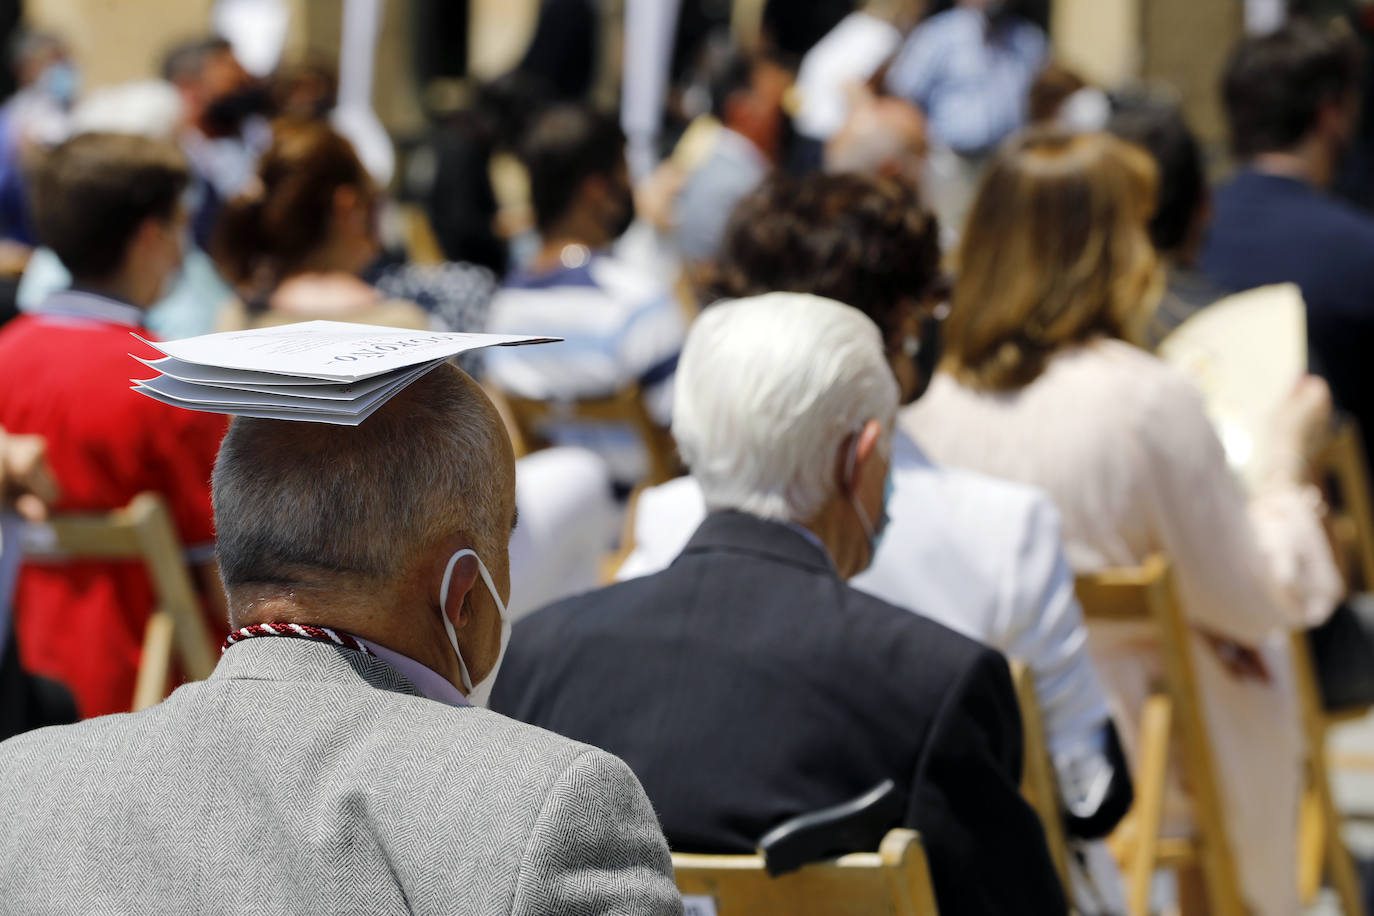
[1011, 660, 1073, 895]
[497, 385, 681, 486]
[394, 202, 447, 266]
[1290, 629, 1368, 915]
[673, 828, 940, 916]
[1320, 419, 1374, 594]
[25, 492, 218, 711]
[1295, 416, 1373, 914]
[1075, 557, 1246, 916]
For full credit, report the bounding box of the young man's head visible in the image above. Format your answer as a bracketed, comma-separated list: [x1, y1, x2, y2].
[31, 132, 190, 307]
[162, 36, 262, 139]
[1109, 97, 1208, 266]
[519, 104, 633, 248]
[1222, 19, 1361, 185]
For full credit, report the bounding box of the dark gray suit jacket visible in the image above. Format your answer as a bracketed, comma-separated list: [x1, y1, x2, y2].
[0, 637, 683, 915]
[495, 510, 1068, 915]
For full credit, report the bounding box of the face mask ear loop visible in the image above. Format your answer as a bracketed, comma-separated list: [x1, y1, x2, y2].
[844, 432, 878, 543]
[439, 549, 477, 691]
[439, 548, 510, 698]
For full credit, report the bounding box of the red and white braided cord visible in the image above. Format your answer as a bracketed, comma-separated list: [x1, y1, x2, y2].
[221, 622, 373, 656]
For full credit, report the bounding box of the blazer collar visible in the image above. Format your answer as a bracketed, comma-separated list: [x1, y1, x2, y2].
[678, 509, 837, 576]
[211, 636, 427, 700]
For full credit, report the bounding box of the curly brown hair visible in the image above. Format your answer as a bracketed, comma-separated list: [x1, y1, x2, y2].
[708, 171, 943, 346]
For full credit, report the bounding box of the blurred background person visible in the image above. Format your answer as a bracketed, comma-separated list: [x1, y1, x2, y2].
[212, 119, 495, 345]
[15, 79, 234, 340]
[909, 129, 1341, 916]
[793, 0, 927, 162]
[161, 35, 270, 248]
[824, 92, 928, 189]
[0, 426, 76, 743]
[484, 104, 685, 492]
[886, 0, 1048, 237]
[1201, 21, 1374, 462]
[0, 132, 228, 720]
[644, 47, 782, 297]
[886, 0, 1048, 156]
[1108, 94, 1226, 348]
[0, 29, 74, 251]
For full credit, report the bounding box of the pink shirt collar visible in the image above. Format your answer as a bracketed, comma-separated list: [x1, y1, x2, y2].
[354, 636, 469, 707]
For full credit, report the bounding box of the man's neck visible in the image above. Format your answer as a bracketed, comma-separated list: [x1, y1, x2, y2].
[296, 235, 381, 277]
[800, 500, 867, 580]
[72, 277, 149, 310]
[531, 223, 608, 274]
[230, 592, 462, 688]
[1250, 144, 1331, 190]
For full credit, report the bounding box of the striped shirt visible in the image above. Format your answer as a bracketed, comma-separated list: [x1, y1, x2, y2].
[484, 252, 686, 485]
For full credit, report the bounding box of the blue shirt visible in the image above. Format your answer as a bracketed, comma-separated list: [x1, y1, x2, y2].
[1201, 168, 1374, 458]
[885, 8, 1047, 154]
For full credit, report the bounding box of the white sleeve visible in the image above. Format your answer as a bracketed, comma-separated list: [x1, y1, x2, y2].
[998, 495, 1113, 758]
[1140, 374, 1341, 644]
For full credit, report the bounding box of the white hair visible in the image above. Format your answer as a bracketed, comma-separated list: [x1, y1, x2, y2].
[672, 293, 899, 523]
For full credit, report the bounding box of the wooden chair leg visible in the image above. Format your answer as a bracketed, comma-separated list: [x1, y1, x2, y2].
[1298, 769, 1326, 904]
[1319, 756, 1368, 916]
[1176, 862, 1211, 916]
[1127, 695, 1174, 916]
[132, 609, 175, 711]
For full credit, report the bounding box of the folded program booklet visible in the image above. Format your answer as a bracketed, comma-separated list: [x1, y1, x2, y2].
[129, 320, 559, 426]
[1157, 283, 1306, 489]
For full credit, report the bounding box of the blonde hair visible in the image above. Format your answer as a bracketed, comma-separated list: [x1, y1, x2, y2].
[945, 129, 1161, 391]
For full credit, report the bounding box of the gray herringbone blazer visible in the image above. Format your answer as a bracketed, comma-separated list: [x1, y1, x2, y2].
[0, 638, 684, 915]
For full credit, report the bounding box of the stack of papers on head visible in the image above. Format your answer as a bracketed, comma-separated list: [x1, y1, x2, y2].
[130, 320, 558, 426]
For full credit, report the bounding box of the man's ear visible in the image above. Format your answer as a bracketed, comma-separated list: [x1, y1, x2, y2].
[126, 216, 166, 266]
[440, 552, 480, 629]
[833, 419, 884, 497]
[577, 173, 608, 212]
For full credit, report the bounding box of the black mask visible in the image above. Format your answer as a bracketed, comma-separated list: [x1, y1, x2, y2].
[202, 85, 272, 138]
[911, 311, 944, 402]
[607, 183, 636, 241]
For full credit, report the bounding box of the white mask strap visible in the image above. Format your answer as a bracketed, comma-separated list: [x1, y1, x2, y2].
[439, 548, 506, 692]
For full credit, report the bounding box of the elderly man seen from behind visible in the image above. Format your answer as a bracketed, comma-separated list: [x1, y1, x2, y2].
[493, 294, 1067, 916]
[0, 364, 682, 915]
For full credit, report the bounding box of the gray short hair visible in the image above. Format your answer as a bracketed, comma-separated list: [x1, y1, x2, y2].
[212, 363, 509, 589]
[672, 293, 898, 522]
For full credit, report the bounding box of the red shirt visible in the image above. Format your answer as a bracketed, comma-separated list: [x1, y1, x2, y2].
[0, 294, 227, 717]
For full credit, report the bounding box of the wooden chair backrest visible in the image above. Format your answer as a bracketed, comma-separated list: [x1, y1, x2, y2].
[395, 203, 446, 266]
[1074, 557, 1246, 916]
[672, 828, 939, 916]
[499, 385, 680, 486]
[1010, 660, 1072, 893]
[25, 492, 216, 710]
[1318, 419, 1374, 591]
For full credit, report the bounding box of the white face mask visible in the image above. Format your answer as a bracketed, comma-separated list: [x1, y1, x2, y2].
[438, 548, 511, 709]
